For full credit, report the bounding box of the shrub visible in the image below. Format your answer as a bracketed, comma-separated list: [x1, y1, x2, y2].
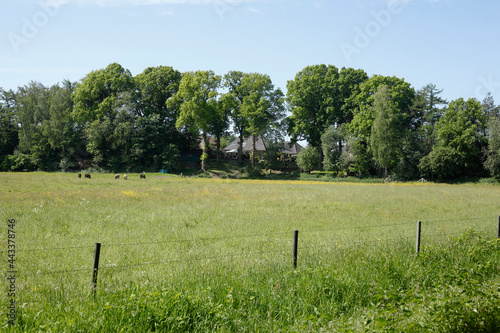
[1, 151, 35, 171]
[296, 146, 320, 173]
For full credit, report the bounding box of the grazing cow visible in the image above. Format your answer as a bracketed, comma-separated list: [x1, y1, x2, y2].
[115, 174, 119, 180]
[140, 174, 146, 179]
[78, 173, 81, 178]
[84, 174, 91, 179]
[124, 174, 127, 180]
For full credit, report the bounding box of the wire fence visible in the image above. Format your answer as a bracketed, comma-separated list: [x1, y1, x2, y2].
[4, 216, 499, 282]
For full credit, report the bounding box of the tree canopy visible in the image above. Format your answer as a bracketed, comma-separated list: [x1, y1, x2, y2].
[2, 62, 500, 181]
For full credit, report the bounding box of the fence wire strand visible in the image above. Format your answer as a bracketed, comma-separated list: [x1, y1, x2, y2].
[8, 216, 498, 278]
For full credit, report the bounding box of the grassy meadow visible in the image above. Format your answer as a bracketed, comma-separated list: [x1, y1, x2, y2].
[1, 172, 500, 332]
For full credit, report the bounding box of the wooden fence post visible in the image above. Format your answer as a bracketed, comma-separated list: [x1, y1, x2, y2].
[497, 216, 500, 239]
[293, 230, 299, 268]
[91, 243, 101, 296]
[415, 221, 422, 255]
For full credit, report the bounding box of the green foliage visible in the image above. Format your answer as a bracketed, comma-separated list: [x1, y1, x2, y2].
[0, 88, 18, 163]
[422, 98, 488, 179]
[262, 143, 281, 170]
[72, 63, 134, 125]
[133, 65, 181, 120]
[484, 117, 500, 178]
[340, 136, 373, 176]
[321, 125, 345, 173]
[419, 146, 462, 179]
[393, 130, 426, 180]
[171, 70, 222, 171]
[296, 145, 321, 173]
[131, 67, 184, 170]
[1, 151, 35, 171]
[370, 86, 405, 177]
[240, 73, 285, 167]
[414, 83, 448, 152]
[223, 71, 285, 166]
[349, 75, 415, 141]
[287, 65, 367, 152]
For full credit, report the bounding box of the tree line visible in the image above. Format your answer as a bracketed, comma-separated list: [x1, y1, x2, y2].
[1, 63, 499, 180]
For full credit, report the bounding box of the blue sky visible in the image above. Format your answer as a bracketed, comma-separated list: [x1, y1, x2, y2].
[1, 0, 500, 105]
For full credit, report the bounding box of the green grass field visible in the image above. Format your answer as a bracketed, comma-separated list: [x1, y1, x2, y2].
[1, 172, 500, 332]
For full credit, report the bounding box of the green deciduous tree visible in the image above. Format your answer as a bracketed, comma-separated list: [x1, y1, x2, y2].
[370, 86, 404, 178]
[132, 66, 183, 170]
[240, 73, 285, 167]
[72, 63, 134, 125]
[484, 117, 500, 178]
[224, 71, 249, 165]
[0, 88, 19, 169]
[208, 93, 232, 163]
[15, 81, 54, 170]
[43, 80, 80, 171]
[296, 145, 321, 173]
[170, 70, 222, 172]
[286, 65, 340, 159]
[321, 125, 345, 174]
[420, 98, 488, 179]
[347, 75, 415, 176]
[349, 75, 415, 140]
[72, 63, 135, 169]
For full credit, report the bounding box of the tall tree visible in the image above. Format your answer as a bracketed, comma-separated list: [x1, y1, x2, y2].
[349, 75, 415, 140]
[337, 67, 369, 124]
[286, 65, 340, 158]
[42, 80, 80, 170]
[484, 117, 500, 178]
[208, 93, 232, 163]
[72, 63, 135, 169]
[224, 71, 250, 165]
[240, 73, 285, 167]
[321, 125, 345, 173]
[369, 86, 404, 178]
[15, 81, 56, 170]
[347, 75, 415, 175]
[420, 98, 488, 179]
[0, 88, 19, 169]
[132, 66, 183, 170]
[72, 63, 134, 125]
[482, 92, 500, 119]
[170, 70, 222, 172]
[414, 83, 448, 152]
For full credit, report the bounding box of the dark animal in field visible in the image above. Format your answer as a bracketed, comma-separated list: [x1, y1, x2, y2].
[115, 174, 119, 180]
[124, 174, 127, 180]
[78, 173, 81, 178]
[140, 174, 146, 179]
[84, 174, 91, 179]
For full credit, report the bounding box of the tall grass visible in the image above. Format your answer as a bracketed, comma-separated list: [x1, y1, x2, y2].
[1, 172, 499, 331]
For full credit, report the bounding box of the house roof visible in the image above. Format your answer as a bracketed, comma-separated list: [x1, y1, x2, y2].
[223, 136, 303, 155]
[281, 142, 303, 155]
[222, 136, 267, 153]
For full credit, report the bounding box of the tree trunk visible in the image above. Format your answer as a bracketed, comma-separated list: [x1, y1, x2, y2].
[251, 135, 256, 168]
[201, 132, 208, 172]
[216, 135, 221, 163]
[238, 132, 244, 166]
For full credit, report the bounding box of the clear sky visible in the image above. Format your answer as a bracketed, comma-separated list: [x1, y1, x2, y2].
[1, 0, 500, 105]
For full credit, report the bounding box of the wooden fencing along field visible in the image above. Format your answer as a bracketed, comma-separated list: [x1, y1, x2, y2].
[4, 216, 498, 295]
